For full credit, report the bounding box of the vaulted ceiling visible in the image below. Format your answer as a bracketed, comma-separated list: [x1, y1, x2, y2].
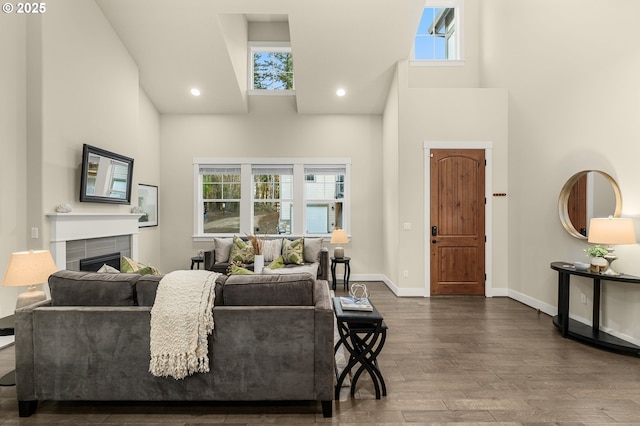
[95, 0, 425, 115]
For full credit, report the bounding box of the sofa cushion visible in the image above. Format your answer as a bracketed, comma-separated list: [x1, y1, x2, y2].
[229, 235, 255, 264]
[48, 270, 139, 306]
[223, 273, 314, 306]
[137, 274, 228, 306]
[282, 237, 305, 265]
[214, 237, 234, 263]
[263, 262, 319, 278]
[303, 238, 323, 263]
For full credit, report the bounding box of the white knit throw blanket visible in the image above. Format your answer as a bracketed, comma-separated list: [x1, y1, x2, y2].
[149, 270, 219, 380]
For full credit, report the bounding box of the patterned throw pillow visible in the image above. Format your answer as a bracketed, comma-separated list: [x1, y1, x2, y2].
[229, 235, 255, 264]
[120, 256, 160, 275]
[282, 237, 305, 265]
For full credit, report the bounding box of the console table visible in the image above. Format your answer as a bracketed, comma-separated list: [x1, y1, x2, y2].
[550, 261, 640, 356]
[333, 297, 387, 400]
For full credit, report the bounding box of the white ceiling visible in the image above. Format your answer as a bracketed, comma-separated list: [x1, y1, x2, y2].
[95, 0, 425, 115]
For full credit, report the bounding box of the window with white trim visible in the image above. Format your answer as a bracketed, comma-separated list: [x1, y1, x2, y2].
[200, 166, 241, 234]
[412, 0, 464, 63]
[252, 165, 294, 234]
[249, 43, 294, 92]
[194, 159, 350, 238]
[304, 166, 345, 234]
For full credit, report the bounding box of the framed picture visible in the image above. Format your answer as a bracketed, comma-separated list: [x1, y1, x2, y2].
[137, 184, 158, 227]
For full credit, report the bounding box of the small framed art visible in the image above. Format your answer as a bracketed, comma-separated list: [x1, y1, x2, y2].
[137, 184, 158, 227]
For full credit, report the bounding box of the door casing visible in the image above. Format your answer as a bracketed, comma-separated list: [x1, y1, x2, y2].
[423, 141, 493, 297]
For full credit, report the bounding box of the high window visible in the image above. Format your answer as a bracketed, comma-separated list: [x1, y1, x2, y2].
[412, 0, 464, 64]
[194, 159, 350, 239]
[249, 43, 294, 92]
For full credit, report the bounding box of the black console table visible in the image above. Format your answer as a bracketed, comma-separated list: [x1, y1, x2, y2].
[333, 297, 387, 400]
[551, 262, 640, 356]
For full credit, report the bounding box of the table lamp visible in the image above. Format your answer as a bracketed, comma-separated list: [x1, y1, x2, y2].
[330, 229, 349, 258]
[2, 250, 57, 309]
[588, 217, 636, 276]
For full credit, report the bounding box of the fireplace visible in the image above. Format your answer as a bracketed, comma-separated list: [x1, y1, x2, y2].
[80, 252, 121, 272]
[46, 213, 141, 270]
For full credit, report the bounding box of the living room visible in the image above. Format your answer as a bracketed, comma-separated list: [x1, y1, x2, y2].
[2, 0, 640, 421]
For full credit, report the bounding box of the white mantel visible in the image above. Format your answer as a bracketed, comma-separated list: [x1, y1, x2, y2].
[46, 213, 142, 269]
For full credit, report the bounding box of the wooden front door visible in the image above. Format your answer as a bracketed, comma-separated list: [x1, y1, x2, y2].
[430, 149, 485, 295]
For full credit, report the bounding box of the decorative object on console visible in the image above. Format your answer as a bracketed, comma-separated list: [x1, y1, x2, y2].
[137, 184, 158, 227]
[584, 245, 609, 273]
[2, 250, 57, 309]
[587, 217, 636, 276]
[349, 282, 369, 301]
[330, 229, 349, 258]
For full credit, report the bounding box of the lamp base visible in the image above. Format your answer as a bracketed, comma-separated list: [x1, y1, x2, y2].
[16, 287, 46, 310]
[334, 247, 344, 259]
[602, 255, 621, 276]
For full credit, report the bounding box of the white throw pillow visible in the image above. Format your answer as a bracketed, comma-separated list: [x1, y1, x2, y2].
[214, 237, 234, 263]
[303, 238, 323, 263]
[262, 239, 282, 262]
[97, 263, 120, 273]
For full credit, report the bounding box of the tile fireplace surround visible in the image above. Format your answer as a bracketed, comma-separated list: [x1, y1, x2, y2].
[46, 213, 142, 270]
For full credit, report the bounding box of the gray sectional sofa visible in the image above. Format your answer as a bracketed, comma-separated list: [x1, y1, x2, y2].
[15, 269, 334, 417]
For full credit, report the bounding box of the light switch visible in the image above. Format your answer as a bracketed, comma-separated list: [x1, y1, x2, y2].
[31, 227, 39, 238]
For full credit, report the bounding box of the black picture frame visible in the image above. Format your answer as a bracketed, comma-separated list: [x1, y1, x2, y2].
[79, 144, 134, 204]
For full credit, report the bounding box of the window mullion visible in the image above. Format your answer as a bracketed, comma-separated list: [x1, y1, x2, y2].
[293, 164, 305, 235]
[241, 163, 253, 234]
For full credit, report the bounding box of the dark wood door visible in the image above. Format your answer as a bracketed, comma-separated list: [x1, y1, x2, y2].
[430, 149, 485, 295]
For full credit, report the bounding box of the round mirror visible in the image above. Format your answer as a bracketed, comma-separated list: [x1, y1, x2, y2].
[558, 170, 622, 239]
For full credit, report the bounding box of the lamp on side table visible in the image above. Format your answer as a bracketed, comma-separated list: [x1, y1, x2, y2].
[1, 249, 58, 386]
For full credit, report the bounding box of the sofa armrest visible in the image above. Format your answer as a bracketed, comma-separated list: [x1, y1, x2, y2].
[15, 299, 52, 401]
[318, 248, 329, 281]
[203, 248, 216, 271]
[312, 279, 334, 399]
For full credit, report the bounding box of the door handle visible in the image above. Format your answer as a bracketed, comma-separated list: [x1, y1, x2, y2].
[431, 226, 437, 236]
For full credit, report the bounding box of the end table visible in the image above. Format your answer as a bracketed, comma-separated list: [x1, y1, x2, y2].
[333, 297, 387, 400]
[331, 257, 351, 291]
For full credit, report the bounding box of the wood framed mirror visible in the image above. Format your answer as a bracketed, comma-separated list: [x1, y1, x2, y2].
[558, 170, 622, 239]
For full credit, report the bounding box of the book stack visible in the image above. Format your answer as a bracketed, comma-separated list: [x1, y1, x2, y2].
[339, 296, 373, 312]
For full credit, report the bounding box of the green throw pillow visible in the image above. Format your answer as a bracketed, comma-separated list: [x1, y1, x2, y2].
[229, 235, 255, 264]
[120, 256, 160, 276]
[282, 237, 305, 265]
[267, 255, 285, 270]
[230, 264, 254, 275]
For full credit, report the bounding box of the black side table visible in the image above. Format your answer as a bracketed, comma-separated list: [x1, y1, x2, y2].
[331, 257, 351, 291]
[333, 297, 387, 400]
[190, 256, 204, 270]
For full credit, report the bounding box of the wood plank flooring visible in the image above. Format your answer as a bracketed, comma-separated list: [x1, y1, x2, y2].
[2, 281, 640, 424]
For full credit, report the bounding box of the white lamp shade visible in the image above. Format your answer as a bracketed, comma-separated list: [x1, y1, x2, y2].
[588, 218, 636, 245]
[2, 250, 58, 288]
[330, 229, 349, 244]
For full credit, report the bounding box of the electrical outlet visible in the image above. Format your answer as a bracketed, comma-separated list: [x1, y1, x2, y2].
[403, 222, 412, 231]
[31, 227, 39, 239]
[403, 270, 409, 278]
[580, 294, 587, 304]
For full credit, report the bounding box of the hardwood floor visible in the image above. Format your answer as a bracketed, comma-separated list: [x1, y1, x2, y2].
[2, 281, 640, 424]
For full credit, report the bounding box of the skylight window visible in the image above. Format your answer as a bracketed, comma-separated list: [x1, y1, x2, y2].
[412, 0, 464, 63]
[249, 43, 294, 92]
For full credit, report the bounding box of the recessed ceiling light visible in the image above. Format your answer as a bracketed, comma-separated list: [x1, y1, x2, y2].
[336, 88, 346, 97]
[190, 88, 201, 96]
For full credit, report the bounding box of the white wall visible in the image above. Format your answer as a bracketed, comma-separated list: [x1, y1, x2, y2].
[0, 0, 161, 312]
[0, 15, 27, 318]
[160, 96, 383, 274]
[480, 0, 640, 341]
